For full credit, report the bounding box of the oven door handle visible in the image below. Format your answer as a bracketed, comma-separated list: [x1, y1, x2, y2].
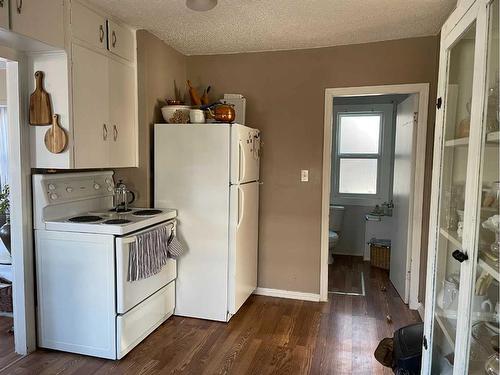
[118, 220, 176, 245]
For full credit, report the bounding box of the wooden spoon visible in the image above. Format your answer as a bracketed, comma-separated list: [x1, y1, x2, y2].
[44, 114, 67, 154]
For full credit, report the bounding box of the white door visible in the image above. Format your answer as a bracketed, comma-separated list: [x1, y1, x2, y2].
[71, 0, 107, 51]
[390, 94, 418, 303]
[109, 57, 137, 168]
[228, 182, 259, 315]
[231, 125, 260, 184]
[72, 43, 109, 168]
[107, 19, 135, 62]
[115, 222, 176, 314]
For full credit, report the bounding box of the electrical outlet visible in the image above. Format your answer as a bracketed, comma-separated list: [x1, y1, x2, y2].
[301, 170, 309, 182]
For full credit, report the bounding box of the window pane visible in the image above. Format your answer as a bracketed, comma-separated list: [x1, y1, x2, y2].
[339, 158, 378, 194]
[339, 114, 381, 154]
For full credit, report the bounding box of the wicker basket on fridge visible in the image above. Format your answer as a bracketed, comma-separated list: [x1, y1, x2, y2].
[370, 239, 391, 270]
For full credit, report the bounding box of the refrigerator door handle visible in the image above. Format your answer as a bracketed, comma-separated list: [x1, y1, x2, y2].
[237, 186, 245, 229]
[239, 140, 246, 183]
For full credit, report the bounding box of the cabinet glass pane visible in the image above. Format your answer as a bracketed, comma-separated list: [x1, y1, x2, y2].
[431, 22, 477, 373]
[467, 1, 499, 373]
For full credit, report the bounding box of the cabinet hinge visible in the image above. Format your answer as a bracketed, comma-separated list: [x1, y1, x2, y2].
[413, 112, 418, 124]
[423, 335, 428, 350]
[436, 97, 442, 109]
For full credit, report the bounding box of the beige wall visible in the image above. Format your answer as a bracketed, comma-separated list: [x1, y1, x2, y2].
[115, 30, 187, 206]
[187, 36, 440, 294]
[122, 32, 439, 295]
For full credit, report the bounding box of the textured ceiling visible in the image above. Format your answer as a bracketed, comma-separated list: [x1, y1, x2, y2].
[88, 0, 456, 55]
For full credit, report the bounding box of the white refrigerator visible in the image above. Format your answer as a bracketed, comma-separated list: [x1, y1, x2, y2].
[154, 123, 260, 322]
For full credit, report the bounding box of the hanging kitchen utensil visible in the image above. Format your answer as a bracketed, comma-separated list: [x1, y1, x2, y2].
[187, 80, 202, 106]
[29, 71, 53, 125]
[44, 114, 67, 154]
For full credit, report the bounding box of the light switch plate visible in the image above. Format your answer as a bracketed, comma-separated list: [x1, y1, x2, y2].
[301, 170, 309, 182]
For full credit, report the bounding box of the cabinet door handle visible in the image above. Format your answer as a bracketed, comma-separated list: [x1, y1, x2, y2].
[111, 30, 117, 48]
[103, 124, 108, 141]
[0, 1, 4, 8]
[99, 25, 105, 43]
[452, 249, 468, 263]
[16, 0, 22, 13]
[113, 125, 118, 141]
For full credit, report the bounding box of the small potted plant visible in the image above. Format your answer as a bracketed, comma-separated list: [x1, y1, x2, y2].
[0, 185, 10, 254]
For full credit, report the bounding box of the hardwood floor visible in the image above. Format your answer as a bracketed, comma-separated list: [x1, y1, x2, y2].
[0, 316, 20, 371]
[1, 255, 420, 374]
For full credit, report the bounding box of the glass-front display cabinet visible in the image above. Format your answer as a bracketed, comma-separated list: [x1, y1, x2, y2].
[423, 0, 500, 374]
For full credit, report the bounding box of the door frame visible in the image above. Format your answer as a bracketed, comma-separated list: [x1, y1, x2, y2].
[320, 84, 430, 310]
[0, 46, 36, 359]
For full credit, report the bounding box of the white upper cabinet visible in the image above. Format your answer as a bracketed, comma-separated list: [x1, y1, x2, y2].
[30, 0, 138, 169]
[11, 0, 64, 48]
[72, 43, 110, 169]
[70, 0, 107, 51]
[108, 57, 136, 167]
[0, 0, 9, 30]
[107, 19, 134, 62]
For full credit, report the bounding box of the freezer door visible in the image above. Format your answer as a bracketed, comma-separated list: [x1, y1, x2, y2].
[228, 182, 259, 315]
[231, 124, 260, 184]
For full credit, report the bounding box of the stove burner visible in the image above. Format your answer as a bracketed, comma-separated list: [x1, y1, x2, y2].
[109, 208, 133, 213]
[68, 215, 103, 223]
[103, 219, 131, 225]
[133, 209, 163, 216]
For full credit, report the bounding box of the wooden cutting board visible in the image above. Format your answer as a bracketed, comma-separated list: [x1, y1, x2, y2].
[44, 114, 67, 154]
[29, 71, 52, 125]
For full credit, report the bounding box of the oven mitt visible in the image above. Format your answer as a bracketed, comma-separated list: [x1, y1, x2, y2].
[167, 231, 186, 258]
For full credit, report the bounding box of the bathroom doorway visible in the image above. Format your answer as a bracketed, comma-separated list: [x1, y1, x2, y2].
[321, 84, 430, 314]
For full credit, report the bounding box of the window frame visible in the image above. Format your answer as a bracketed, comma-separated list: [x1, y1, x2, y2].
[332, 103, 395, 206]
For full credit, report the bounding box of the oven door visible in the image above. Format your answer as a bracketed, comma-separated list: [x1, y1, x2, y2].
[115, 220, 177, 314]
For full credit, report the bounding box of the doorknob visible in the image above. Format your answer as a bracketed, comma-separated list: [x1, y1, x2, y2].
[452, 250, 468, 263]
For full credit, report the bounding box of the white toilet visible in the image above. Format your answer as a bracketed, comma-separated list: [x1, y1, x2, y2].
[329, 205, 345, 264]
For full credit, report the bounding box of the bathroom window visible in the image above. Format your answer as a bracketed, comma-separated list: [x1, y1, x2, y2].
[332, 104, 394, 206]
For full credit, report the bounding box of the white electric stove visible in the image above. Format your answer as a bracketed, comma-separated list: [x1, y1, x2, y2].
[33, 171, 178, 360]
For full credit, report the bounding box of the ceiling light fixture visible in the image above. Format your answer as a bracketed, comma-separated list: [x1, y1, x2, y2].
[186, 0, 217, 11]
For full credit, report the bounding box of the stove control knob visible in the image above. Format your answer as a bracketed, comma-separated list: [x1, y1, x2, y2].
[94, 183, 101, 190]
[107, 187, 113, 192]
[66, 187, 73, 193]
[48, 184, 56, 191]
[105, 178, 112, 185]
[50, 193, 59, 200]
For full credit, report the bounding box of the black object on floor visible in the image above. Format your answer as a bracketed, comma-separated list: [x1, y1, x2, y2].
[393, 322, 424, 374]
[374, 322, 424, 374]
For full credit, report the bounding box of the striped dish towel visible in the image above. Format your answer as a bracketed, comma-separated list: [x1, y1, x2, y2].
[127, 225, 171, 282]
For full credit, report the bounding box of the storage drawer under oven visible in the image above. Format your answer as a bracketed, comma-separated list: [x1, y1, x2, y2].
[117, 281, 175, 359]
[115, 221, 177, 314]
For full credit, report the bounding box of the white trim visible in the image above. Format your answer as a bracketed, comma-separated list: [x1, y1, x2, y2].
[7, 58, 36, 355]
[253, 287, 321, 302]
[321, 84, 430, 306]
